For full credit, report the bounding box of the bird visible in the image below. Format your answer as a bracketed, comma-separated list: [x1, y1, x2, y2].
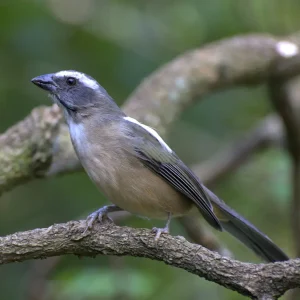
[31, 70, 289, 262]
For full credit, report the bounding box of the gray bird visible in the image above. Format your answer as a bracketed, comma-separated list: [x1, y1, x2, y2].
[32, 70, 289, 262]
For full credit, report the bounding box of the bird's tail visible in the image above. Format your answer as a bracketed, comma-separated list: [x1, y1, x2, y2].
[203, 187, 289, 262]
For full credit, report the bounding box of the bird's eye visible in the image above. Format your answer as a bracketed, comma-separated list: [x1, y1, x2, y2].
[66, 77, 77, 86]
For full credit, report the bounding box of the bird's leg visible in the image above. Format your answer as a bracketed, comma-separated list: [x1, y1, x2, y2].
[84, 205, 123, 234]
[152, 212, 172, 241]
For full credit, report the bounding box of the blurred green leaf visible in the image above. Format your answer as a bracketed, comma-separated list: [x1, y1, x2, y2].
[54, 267, 158, 299]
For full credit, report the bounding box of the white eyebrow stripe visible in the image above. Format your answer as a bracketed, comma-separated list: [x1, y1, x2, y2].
[124, 116, 172, 153]
[55, 70, 98, 90]
[56, 70, 79, 77]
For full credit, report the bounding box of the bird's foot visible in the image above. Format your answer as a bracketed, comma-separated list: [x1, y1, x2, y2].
[83, 205, 118, 235]
[151, 213, 172, 241]
[151, 226, 170, 241]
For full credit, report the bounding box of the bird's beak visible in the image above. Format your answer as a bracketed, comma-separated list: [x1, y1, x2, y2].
[31, 73, 57, 93]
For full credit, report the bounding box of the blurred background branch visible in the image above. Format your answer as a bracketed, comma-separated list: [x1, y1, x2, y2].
[193, 114, 284, 186]
[268, 75, 300, 300]
[269, 77, 300, 256]
[1, 33, 300, 196]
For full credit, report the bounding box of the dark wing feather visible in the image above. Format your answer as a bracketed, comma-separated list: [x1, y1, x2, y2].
[126, 122, 222, 231]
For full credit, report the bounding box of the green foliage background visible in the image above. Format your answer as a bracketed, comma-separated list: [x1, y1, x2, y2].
[0, 0, 298, 299]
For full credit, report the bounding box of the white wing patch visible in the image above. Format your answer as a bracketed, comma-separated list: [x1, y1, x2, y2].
[124, 116, 172, 153]
[55, 70, 98, 90]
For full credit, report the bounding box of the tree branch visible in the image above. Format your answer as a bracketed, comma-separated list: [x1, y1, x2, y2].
[179, 216, 232, 257]
[0, 220, 299, 299]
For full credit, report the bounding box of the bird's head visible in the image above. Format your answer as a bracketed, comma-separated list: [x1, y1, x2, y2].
[31, 70, 116, 115]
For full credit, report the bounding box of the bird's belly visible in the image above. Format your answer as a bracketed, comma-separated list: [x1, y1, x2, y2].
[72, 138, 194, 220]
[112, 192, 193, 219]
[84, 158, 194, 219]
[106, 175, 195, 219]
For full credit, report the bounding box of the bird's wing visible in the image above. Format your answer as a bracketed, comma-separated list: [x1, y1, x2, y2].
[123, 117, 222, 231]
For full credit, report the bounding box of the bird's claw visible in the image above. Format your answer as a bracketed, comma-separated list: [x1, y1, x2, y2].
[151, 227, 169, 241]
[83, 208, 113, 235]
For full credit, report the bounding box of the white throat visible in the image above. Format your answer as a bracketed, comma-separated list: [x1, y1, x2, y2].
[68, 119, 87, 147]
